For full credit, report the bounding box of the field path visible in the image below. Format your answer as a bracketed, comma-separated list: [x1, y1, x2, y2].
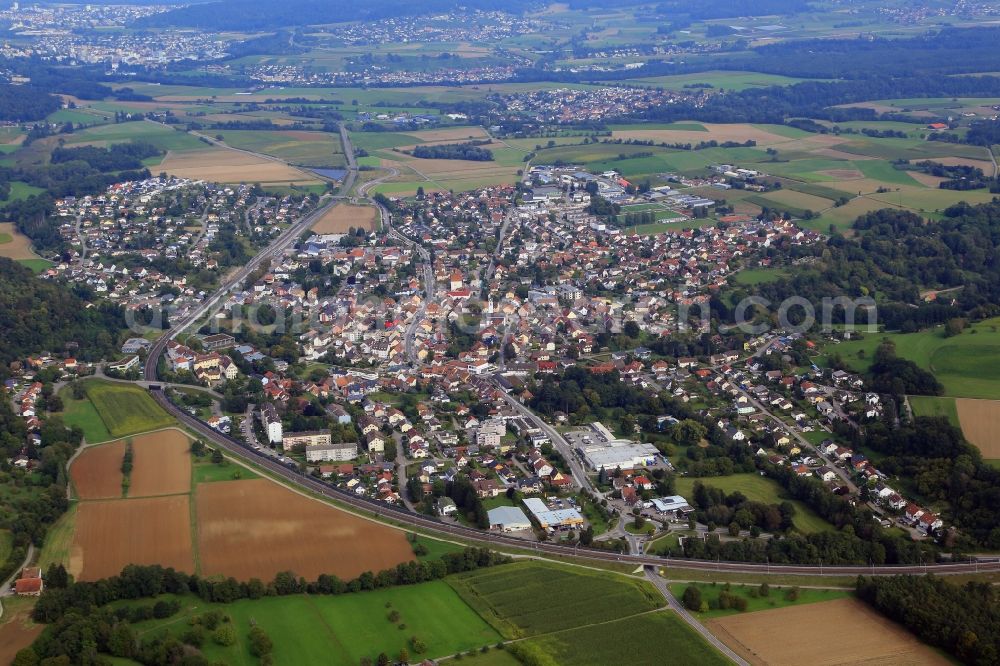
[0, 544, 35, 605]
[644, 569, 749, 665]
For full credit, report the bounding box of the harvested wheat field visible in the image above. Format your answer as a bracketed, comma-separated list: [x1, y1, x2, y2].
[403, 127, 488, 143]
[956, 398, 1000, 458]
[908, 171, 948, 188]
[128, 429, 192, 497]
[706, 598, 949, 666]
[312, 203, 379, 233]
[612, 123, 794, 147]
[71, 440, 125, 499]
[0, 222, 41, 260]
[71, 495, 194, 581]
[196, 479, 414, 581]
[159, 148, 320, 185]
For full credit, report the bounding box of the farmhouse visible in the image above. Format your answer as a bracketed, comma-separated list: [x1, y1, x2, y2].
[305, 442, 358, 462]
[487, 506, 532, 532]
[14, 567, 43, 596]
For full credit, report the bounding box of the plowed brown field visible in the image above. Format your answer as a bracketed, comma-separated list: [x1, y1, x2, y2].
[195, 479, 413, 581]
[311, 204, 378, 233]
[71, 440, 125, 499]
[70, 495, 194, 581]
[128, 429, 192, 497]
[956, 398, 1000, 458]
[706, 598, 950, 666]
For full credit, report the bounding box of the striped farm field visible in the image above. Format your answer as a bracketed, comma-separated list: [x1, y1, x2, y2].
[447, 562, 664, 638]
[83, 380, 175, 438]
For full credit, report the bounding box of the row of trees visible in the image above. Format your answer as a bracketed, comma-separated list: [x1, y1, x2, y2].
[410, 142, 494, 161]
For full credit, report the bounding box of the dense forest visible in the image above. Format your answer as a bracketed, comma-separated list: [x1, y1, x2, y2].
[50, 141, 163, 171]
[725, 203, 1000, 332]
[409, 142, 494, 161]
[857, 575, 1000, 665]
[0, 84, 61, 122]
[0, 258, 125, 376]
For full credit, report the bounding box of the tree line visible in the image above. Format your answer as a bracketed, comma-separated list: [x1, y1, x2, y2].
[24, 549, 512, 664]
[410, 142, 494, 161]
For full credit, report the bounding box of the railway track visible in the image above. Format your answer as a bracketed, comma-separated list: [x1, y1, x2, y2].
[146, 386, 1000, 577]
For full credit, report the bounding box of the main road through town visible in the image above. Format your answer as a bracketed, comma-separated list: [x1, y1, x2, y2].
[142, 128, 1000, 579]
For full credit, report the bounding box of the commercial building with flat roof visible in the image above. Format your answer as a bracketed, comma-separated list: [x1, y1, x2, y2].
[579, 439, 659, 471]
[522, 497, 584, 529]
[487, 506, 532, 532]
[651, 495, 693, 514]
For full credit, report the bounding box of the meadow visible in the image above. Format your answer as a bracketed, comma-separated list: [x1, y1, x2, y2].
[446, 561, 664, 638]
[819, 317, 1000, 399]
[63, 120, 207, 154]
[59, 387, 113, 443]
[127, 584, 500, 665]
[674, 473, 834, 535]
[217, 129, 346, 167]
[82, 380, 175, 439]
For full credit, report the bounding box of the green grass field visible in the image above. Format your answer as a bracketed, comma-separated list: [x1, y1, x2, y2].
[64, 121, 207, 153]
[83, 380, 175, 438]
[908, 396, 960, 428]
[2, 181, 45, 202]
[447, 562, 664, 639]
[820, 317, 1000, 399]
[37, 503, 77, 572]
[733, 267, 788, 286]
[509, 611, 730, 666]
[60, 389, 113, 444]
[668, 582, 851, 619]
[217, 129, 346, 167]
[675, 474, 834, 534]
[192, 461, 259, 484]
[16, 258, 53, 273]
[126, 583, 499, 665]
